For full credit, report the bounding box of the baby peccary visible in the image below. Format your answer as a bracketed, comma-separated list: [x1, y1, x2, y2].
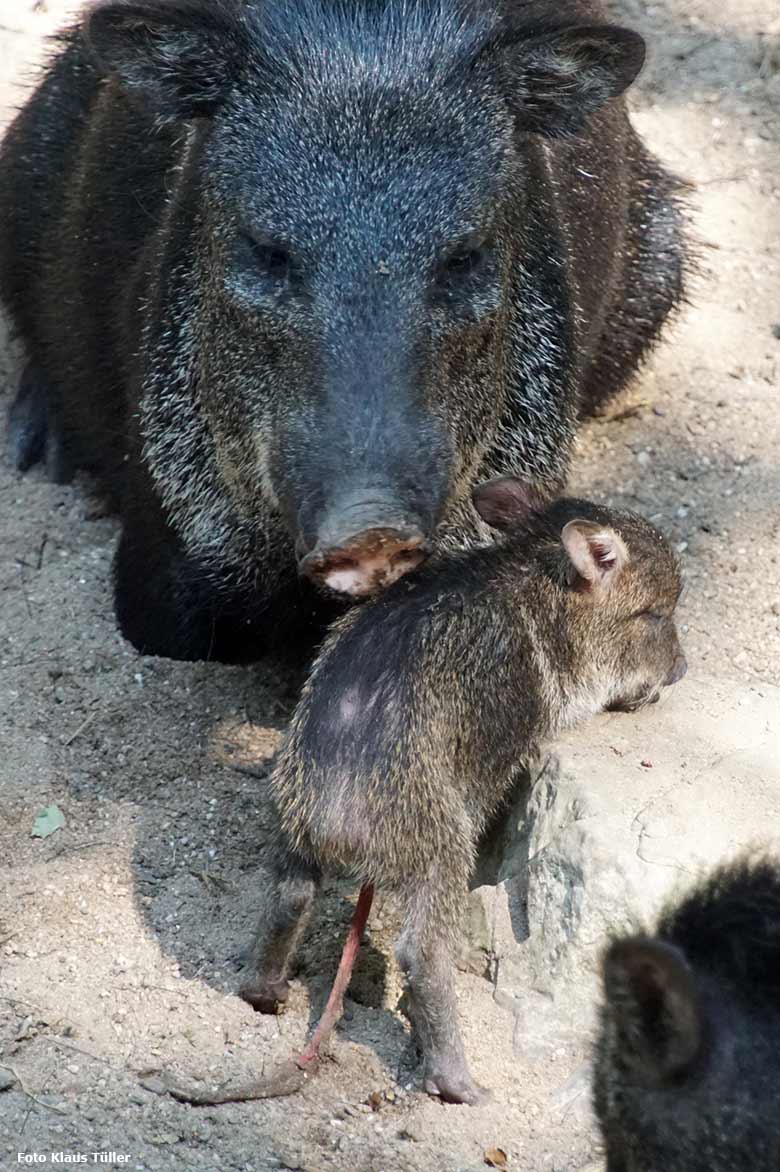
[594, 858, 780, 1171]
[243, 479, 686, 1105]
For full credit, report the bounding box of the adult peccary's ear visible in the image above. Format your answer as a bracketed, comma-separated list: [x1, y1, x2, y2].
[84, 0, 248, 122]
[602, 937, 703, 1087]
[498, 23, 646, 138]
[472, 477, 549, 531]
[561, 519, 628, 593]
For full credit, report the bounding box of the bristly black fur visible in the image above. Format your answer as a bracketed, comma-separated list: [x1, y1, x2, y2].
[595, 856, 780, 1172]
[660, 858, 780, 1002]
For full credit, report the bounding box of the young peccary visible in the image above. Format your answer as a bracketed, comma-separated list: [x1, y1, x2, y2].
[240, 480, 686, 1105]
[594, 858, 780, 1171]
[0, 0, 687, 662]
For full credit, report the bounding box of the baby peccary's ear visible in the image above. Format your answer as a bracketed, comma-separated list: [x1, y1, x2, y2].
[561, 519, 628, 593]
[85, 0, 247, 123]
[602, 937, 703, 1088]
[472, 477, 548, 531]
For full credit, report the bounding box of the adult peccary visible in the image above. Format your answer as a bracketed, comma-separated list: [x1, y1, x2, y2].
[234, 480, 686, 1106]
[0, 0, 687, 662]
[594, 858, 780, 1171]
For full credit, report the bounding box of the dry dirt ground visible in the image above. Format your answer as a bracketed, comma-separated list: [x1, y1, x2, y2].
[0, 2, 778, 1170]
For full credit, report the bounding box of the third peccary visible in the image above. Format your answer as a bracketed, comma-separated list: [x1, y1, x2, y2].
[0, 0, 687, 661]
[241, 479, 686, 1105]
[594, 858, 780, 1171]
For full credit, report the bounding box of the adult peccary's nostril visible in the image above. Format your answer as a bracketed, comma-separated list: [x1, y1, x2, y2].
[665, 654, 688, 686]
[300, 527, 428, 597]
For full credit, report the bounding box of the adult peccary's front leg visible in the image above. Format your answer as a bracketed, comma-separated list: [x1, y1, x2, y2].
[7, 362, 77, 484]
[395, 851, 489, 1106]
[113, 497, 228, 661]
[240, 844, 321, 1015]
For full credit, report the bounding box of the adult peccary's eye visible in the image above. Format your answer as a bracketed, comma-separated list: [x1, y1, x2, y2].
[439, 247, 484, 281]
[250, 240, 290, 279]
[236, 233, 292, 284]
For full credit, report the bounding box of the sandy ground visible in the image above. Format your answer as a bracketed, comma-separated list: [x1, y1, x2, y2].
[0, 2, 778, 1170]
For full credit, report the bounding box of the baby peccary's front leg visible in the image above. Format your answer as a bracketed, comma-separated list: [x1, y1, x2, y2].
[240, 844, 320, 1014]
[396, 867, 490, 1106]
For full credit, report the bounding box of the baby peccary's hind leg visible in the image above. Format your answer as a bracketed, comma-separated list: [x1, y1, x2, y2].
[240, 845, 320, 1014]
[396, 866, 490, 1106]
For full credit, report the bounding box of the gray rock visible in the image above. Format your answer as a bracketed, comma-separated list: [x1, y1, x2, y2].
[465, 676, 780, 1041]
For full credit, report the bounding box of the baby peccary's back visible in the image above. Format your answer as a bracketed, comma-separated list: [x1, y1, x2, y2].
[594, 857, 780, 1172]
[273, 562, 546, 884]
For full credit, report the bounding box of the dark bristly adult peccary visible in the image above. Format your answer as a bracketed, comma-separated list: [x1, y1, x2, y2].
[239, 480, 687, 1106]
[0, 0, 687, 662]
[594, 858, 780, 1171]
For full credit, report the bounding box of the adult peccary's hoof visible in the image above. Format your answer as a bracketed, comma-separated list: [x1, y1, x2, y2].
[7, 364, 48, 473]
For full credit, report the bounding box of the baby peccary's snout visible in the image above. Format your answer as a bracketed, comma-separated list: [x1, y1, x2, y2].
[300, 525, 428, 598]
[666, 653, 688, 686]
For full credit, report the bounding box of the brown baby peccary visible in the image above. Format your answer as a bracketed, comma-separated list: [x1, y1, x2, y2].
[241, 478, 687, 1105]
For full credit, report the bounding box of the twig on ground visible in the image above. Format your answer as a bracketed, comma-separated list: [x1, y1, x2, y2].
[64, 708, 99, 746]
[49, 1039, 115, 1068]
[1, 1063, 67, 1130]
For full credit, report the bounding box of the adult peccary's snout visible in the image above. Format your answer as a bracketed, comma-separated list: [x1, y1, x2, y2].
[299, 510, 430, 598]
[0, 0, 689, 661]
[274, 335, 454, 595]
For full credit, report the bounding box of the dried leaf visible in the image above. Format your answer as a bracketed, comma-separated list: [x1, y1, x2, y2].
[484, 1148, 507, 1168]
[31, 804, 65, 839]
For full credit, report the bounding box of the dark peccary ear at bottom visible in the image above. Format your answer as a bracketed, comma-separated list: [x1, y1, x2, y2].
[490, 23, 646, 138]
[602, 936, 703, 1088]
[84, 0, 249, 122]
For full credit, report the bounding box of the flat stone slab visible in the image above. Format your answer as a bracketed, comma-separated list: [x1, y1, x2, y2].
[466, 674, 780, 1049]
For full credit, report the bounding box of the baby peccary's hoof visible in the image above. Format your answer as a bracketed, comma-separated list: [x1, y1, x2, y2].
[423, 1059, 492, 1106]
[239, 978, 290, 1015]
